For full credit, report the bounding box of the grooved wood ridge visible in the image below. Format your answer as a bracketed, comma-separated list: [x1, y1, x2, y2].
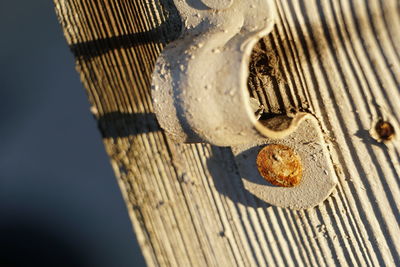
[54, 0, 400, 266]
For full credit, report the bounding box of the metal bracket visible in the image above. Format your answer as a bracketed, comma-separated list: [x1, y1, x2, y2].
[151, 0, 337, 209]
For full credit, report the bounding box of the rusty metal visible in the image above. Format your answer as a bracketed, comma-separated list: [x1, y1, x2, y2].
[374, 120, 395, 142]
[256, 144, 302, 187]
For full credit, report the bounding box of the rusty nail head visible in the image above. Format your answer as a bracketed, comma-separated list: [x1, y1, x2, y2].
[375, 120, 395, 142]
[256, 144, 302, 187]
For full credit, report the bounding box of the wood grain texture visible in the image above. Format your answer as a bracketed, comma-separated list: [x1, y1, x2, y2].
[54, 0, 400, 266]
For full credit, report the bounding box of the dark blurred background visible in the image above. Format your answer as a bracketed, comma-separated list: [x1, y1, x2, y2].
[0, 1, 145, 266]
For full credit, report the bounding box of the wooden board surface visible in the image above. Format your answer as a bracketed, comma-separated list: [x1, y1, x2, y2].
[54, 0, 400, 266]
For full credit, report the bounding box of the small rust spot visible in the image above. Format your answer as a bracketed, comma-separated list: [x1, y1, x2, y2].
[374, 120, 395, 142]
[256, 144, 302, 187]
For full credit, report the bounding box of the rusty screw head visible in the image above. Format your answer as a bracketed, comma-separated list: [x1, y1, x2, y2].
[374, 120, 395, 142]
[256, 144, 302, 187]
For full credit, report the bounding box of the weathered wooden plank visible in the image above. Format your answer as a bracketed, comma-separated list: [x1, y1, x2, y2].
[54, 0, 400, 266]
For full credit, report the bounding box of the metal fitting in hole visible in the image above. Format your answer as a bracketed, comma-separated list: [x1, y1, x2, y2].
[371, 119, 396, 143]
